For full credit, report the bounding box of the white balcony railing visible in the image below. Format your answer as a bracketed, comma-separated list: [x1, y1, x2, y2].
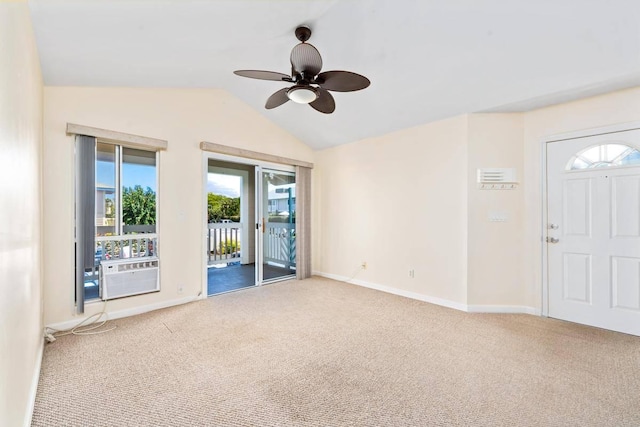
[206, 222, 296, 270]
[95, 233, 158, 263]
[264, 222, 296, 269]
[207, 223, 241, 266]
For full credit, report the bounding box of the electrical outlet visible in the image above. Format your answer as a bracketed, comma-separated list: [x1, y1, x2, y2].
[409, 269, 415, 278]
[361, 261, 367, 270]
[178, 283, 184, 294]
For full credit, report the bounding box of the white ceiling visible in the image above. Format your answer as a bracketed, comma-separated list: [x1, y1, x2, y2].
[29, 0, 640, 150]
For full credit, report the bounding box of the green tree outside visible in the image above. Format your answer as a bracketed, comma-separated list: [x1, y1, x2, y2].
[122, 185, 156, 225]
[120, 187, 239, 226]
[207, 193, 240, 223]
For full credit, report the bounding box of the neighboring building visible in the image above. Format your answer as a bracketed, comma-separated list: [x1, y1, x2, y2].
[267, 184, 295, 215]
[95, 183, 115, 227]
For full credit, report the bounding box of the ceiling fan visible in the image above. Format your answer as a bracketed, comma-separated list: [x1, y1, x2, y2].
[234, 26, 370, 114]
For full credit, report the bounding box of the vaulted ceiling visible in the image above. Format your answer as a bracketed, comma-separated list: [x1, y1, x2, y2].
[29, 0, 640, 150]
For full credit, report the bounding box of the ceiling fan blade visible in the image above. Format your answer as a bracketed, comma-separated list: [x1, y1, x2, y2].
[309, 88, 335, 114]
[316, 71, 370, 92]
[290, 43, 323, 77]
[265, 88, 290, 109]
[234, 70, 292, 82]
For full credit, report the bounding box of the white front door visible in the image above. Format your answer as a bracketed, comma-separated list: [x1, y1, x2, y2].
[547, 129, 640, 336]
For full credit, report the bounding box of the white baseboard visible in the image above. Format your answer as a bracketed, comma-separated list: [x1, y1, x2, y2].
[466, 305, 538, 315]
[45, 295, 200, 332]
[313, 271, 538, 315]
[25, 336, 44, 427]
[314, 271, 468, 312]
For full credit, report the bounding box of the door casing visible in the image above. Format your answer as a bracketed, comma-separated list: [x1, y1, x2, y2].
[201, 152, 295, 297]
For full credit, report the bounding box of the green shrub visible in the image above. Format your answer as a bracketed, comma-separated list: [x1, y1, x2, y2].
[217, 239, 240, 255]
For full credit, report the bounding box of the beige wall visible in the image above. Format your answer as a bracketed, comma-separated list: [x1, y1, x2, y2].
[43, 87, 312, 325]
[0, 3, 44, 426]
[313, 113, 524, 308]
[314, 88, 639, 311]
[314, 116, 469, 305]
[467, 114, 525, 306]
[522, 86, 640, 309]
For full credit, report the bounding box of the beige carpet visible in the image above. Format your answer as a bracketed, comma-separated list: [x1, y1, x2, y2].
[32, 277, 640, 426]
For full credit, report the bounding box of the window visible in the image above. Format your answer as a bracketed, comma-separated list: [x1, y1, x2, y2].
[121, 148, 157, 234]
[567, 143, 640, 170]
[96, 144, 157, 236]
[86, 141, 158, 301]
[72, 125, 166, 313]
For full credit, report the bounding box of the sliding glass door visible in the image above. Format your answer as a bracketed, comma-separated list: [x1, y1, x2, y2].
[204, 160, 296, 296]
[256, 168, 296, 284]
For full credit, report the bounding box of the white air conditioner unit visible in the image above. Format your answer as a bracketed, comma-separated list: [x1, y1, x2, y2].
[100, 257, 159, 300]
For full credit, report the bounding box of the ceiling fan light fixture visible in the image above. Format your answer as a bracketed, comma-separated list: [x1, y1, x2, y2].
[234, 25, 370, 114]
[287, 86, 318, 104]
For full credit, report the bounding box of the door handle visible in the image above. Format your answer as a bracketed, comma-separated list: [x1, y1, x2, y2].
[262, 218, 265, 233]
[546, 236, 559, 244]
[548, 223, 559, 230]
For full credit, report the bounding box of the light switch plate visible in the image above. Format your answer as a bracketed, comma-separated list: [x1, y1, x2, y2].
[489, 211, 508, 222]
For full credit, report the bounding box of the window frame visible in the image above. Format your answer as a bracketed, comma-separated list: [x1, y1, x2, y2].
[87, 140, 160, 302]
[566, 143, 640, 170]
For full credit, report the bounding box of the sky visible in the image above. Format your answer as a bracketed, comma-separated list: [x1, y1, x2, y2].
[97, 162, 242, 198]
[207, 173, 241, 198]
[97, 162, 157, 191]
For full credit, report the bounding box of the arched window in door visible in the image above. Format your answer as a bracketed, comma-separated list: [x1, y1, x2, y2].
[567, 143, 640, 170]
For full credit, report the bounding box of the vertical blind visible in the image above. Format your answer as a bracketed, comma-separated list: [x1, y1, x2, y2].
[295, 166, 312, 279]
[75, 135, 96, 313]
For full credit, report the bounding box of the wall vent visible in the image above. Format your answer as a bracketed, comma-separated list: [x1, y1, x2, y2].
[100, 257, 159, 300]
[477, 168, 518, 189]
